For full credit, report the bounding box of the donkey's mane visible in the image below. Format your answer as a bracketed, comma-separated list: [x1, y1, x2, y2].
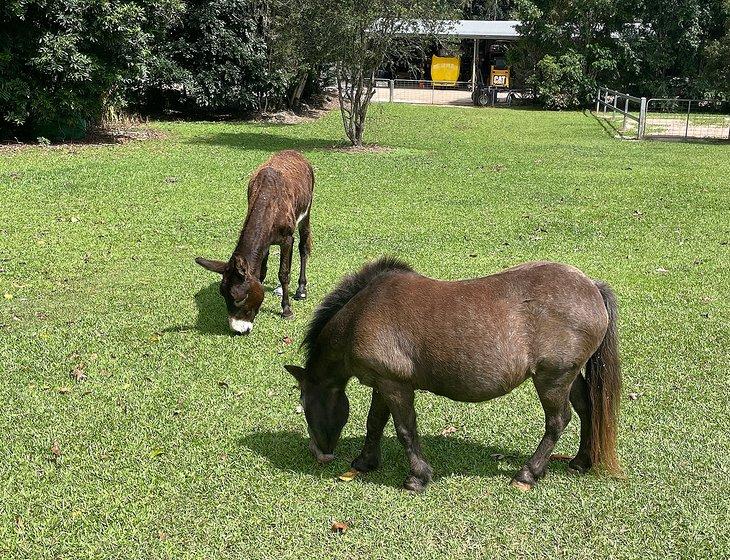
[302, 256, 414, 367]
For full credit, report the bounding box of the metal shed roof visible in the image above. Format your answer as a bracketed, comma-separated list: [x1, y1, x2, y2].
[397, 20, 521, 41]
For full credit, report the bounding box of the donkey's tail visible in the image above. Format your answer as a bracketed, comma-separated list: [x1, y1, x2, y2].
[586, 280, 622, 475]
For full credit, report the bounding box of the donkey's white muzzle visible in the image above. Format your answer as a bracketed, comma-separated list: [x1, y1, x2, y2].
[229, 317, 253, 334]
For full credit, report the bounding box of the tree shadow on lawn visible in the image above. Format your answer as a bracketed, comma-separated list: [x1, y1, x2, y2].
[238, 430, 568, 489]
[188, 130, 345, 152]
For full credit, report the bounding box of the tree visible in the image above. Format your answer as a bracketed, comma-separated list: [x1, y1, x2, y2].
[0, 0, 178, 140]
[297, 1, 459, 146]
[129, 0, 308, 116]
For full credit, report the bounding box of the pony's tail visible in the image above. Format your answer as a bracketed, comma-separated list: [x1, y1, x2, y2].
[585, 281, 622, 476]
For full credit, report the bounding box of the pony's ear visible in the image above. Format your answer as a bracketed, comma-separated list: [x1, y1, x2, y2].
[284, 365, 306, 383]
[195, 257, 227, 274]
[233, 254, 248, 277]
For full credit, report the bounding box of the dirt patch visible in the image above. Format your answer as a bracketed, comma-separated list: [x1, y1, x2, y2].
[0, 125, 166, 152]
[256, 96, 338, 125]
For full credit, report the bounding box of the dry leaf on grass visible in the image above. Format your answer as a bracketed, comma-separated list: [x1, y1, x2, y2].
[331, 521, 349, 534]
[149, 447, 165, 459]
[58, 386, 71, 394]
[549, 454, 572, 462]
[441, 426, 458, 436]
[50, 442, 61, 461]
[70, 363, 86, 382]
[282, 336, 293, 345]
[338, 468, 359, 482]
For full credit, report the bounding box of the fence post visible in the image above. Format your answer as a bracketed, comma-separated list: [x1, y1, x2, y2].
[612, 92, 618, 119]
[603, 90, 608, 114]
[389, 80, 394, 103]
[685, 100, 691, 139]
[623, 97, 629, 130]
[596, 87, 601, 112]
[638, 97, 647, 139]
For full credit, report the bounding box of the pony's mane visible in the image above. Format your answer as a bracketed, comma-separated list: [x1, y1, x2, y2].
[302, 256, 414, 368]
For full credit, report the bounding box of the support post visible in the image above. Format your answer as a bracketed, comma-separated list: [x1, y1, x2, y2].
[596, 87, 601, 112]
[389, 79, 394, 102]
[472, 39, 478, 92]
[638, 97, 647, 139]
[685, 100, 691, 139]
[603, 89, 609, 114]
[623, 97, 629, 130]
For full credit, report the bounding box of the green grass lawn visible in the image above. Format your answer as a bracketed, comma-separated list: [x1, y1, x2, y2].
[1, 105, 728, 559]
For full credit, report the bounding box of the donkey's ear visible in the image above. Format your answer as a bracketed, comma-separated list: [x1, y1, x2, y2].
[195, 257, 227, 274]
[284, 365, 306, 383]
[233, 254, 248, 277]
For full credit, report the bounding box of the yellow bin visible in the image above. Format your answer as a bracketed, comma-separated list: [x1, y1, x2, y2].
[431, 56, 460, 86]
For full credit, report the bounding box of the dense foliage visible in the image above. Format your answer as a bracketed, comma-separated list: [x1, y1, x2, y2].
[129, 0, 308, 117]
[0, 0, 179, 139]
[1, 0, 728, 138]
[512, 0, 730, 108]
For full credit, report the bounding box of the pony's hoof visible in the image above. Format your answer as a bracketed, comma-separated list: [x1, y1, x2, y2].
[294, 291, 307, 301]
[351, 455, 380, 473]
[510, 479, 533, 492]
[273, 285, 283, 297]
[403, 476, 427, 493]
[281, 309, 294, 320]
[568, 458, 591, 475]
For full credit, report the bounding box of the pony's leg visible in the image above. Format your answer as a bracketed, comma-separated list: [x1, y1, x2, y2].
[351, 389, 390, 472]
[512, 370, 576, 490]
[294, 214, 311, 300]
[260, 248, 270, 283]
[376, 379, 433, 492]
[568, 373, 592, 474]
[278, 236, 294, 318]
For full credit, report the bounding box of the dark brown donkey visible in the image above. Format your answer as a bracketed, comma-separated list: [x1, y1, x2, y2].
[285, 257, 621, 491]
[196, 150, 314, 334]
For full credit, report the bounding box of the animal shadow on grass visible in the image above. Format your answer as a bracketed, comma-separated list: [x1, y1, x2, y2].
[239, 430, 543, 488]
[164, 281, 287, 336]
[162, 282, 229, 335]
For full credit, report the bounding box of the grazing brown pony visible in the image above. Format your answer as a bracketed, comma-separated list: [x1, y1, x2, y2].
[285, 257, 621, 492]
[196, 150, 314, 334]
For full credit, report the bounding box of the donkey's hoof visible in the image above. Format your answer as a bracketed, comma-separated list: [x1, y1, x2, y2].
[294, 290, 307, 301]
[510, 479, 533, 492]
[281, 309, 294, 320]
[403, 476, 428, 493]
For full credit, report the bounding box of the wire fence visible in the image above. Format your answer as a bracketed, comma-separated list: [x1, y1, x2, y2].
[370, 79, 535, 108]
[645, 98, 730, 140]
[371, 79, 474, 106]
[596, 86, 730, 141]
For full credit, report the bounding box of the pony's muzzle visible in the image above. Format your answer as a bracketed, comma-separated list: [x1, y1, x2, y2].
[309, 439, 335, 464]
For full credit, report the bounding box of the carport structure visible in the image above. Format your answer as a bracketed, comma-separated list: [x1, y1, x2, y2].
[394, 20, 521, 91]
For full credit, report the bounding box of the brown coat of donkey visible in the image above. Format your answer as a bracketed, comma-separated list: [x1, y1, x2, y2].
[285, 257, 621, 492]
[196, 150, 314, 333]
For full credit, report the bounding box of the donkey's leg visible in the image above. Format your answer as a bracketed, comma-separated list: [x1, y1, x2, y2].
[278, 236, 294, 318]
[512, 370, 576, 490]
[568, 372, 592, 474]
[352, 389, 390, 473]
[260, 248, 270, 283]
[376, 379, 433, 492]
[294, 214, 311, 300]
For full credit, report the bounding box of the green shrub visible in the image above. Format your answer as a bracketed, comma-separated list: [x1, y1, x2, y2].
[534, 52, 596, 110]
[0, 0, 176, 140]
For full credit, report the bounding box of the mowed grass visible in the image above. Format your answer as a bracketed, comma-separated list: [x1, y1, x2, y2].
[1, 105, 728, 559]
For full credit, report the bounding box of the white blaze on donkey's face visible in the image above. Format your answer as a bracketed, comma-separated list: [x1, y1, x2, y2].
[229, 317, 253, 334]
